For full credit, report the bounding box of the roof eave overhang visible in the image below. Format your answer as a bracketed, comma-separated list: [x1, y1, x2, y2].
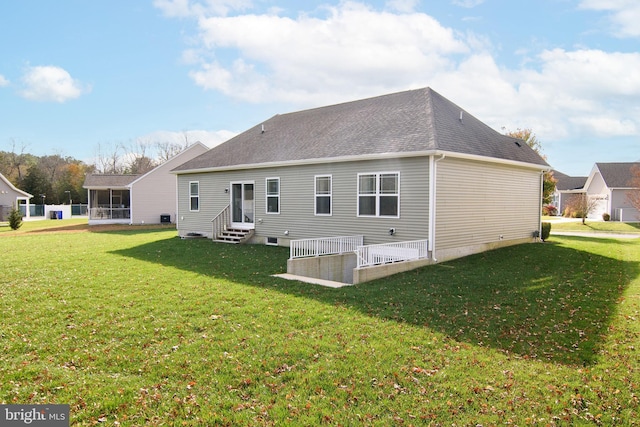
[172, 150, 551, 175]
[83, 186, 132, 190]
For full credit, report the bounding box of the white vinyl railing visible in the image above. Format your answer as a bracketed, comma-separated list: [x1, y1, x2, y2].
[290, 235, 364, 260]
[211, 204, 231, 240]
[356, 239, 429, 268]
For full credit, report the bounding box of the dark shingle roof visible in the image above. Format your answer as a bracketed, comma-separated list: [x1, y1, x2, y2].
[595, 162, 640, 188]
[83, 174, 140, 188]
[553, 171, 587, 191]
[173, 87, 548, 172]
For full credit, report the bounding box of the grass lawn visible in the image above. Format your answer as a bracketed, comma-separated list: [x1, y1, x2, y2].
[546, 219, 640, 234]
[1, 221, 639, 425]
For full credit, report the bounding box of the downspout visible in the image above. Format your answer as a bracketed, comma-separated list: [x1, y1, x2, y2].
[539, 170, 544, 239]
[428, 154, 446, 262]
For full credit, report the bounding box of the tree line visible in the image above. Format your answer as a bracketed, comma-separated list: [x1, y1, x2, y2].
[1, 139, 190, 205]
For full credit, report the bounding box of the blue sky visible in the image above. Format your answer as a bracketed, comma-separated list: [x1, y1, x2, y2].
[1, 0, 638, 176]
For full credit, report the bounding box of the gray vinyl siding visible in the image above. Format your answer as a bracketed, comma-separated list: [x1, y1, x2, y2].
[129, 143, 208, 225]
[435, 157, 541, 250]
[177, 171, 234, 237]
[177, 156, 430, 244]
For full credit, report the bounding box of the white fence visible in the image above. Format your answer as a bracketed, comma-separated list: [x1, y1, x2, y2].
[290, 235, 364, 260]
[356, 240, 429, 268]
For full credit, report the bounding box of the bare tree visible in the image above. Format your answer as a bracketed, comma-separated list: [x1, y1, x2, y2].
[94, 142, 125, 174]
[123, 139, 156, 174]
[155, 141, 183, 162]
[6, 138, 31, 184]
[565, 193, 600, 225]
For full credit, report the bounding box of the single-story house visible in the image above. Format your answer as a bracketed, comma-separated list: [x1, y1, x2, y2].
[583, 162, 640, 222]
[171, 87, 550, 283]
[551, 171, 587, 216]
[0, 172, 33, 221]
[83, 142, 209, 225]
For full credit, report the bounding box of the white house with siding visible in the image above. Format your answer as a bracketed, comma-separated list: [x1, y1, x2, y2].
[583, 162, 640, 222]
[551, 171, 587, 216]
[0, 172, 33, 221]
[84, 142, 209, 225]
[172, 88, 550, 279]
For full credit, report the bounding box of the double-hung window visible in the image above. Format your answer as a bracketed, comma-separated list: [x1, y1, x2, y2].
[266, 177, 280, 214]
[315, 175, 332, 215]
[357, 172, 399, 217]
[189, 181, 199, 212]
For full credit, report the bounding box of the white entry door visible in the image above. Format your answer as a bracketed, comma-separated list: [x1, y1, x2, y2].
[231, 182, 255, 229]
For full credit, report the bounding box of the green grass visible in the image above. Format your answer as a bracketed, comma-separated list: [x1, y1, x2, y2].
[547, 219, 640, 234]
[1, 223, 639, 425]
[0, 218, 88, 233]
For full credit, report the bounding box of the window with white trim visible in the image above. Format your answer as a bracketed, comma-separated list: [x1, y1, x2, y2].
[357, 172, 399, 217]
[315, 175, 332, 215]
[189, 181, 199, 212]
[266, 177, 280, 214]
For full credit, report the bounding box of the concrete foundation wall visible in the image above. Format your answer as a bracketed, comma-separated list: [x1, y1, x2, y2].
[287, 253, 357, 284]
[353, 258, 434, 284]
[435, 237, 534, 263]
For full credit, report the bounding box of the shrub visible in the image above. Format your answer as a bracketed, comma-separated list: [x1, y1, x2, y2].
[602, 212, 610, 221]
[542, 205, 558, 216]
[541, 222, 551, 241]
[8, 207, 23, 230]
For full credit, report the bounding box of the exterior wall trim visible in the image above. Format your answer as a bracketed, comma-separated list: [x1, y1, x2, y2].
[173, 150, 551, 176]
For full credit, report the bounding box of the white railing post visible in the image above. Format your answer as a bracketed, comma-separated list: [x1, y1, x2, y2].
[289, 235, 364, 259]
[356, 239, 429, 268]
[211, 204, 231, 239]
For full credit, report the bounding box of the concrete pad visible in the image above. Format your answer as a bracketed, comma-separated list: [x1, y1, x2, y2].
[273, 273, 352, 288]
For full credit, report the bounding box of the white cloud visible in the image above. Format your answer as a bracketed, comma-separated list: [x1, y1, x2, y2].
[579, 0, 640, 38]
[499, 49, 640, 140]
[420, 47, 640, 144]
[188, 2, 469, 105]
[20, 65, 90, 102]
[138, 129, 236, 149]
[158, 0, 640, 150]
[451, 0, 485, 8]
[153, 0, 253, 17]
[385, 0, 419, 13]
[0, 75, 9, 87]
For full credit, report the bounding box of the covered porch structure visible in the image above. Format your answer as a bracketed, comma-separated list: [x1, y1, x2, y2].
[83, 175, 139, 225]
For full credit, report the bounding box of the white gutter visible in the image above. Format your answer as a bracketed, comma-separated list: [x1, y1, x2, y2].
[428, 153, 446, 262]
[539, 171, 544, 239]
[172, 150, 551, 175]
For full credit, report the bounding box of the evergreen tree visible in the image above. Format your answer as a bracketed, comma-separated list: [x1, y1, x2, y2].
[8, 207, 23, 230]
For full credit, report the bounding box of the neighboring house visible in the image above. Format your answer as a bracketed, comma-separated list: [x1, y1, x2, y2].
[551, 171, 587, 216]
[172, 87, 550, 277]
[0, 172, 33, 221]
[583, 162, 640, 222]
[83, 142, 209, 225]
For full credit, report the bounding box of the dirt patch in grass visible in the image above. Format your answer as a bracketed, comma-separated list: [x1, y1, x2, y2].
[26, 224, 175, 234]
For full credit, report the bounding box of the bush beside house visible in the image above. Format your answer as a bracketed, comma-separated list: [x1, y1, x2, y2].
[541, 222, 551, 241]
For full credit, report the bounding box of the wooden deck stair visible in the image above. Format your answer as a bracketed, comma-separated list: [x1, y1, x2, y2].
[214, 228, 254, 244]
